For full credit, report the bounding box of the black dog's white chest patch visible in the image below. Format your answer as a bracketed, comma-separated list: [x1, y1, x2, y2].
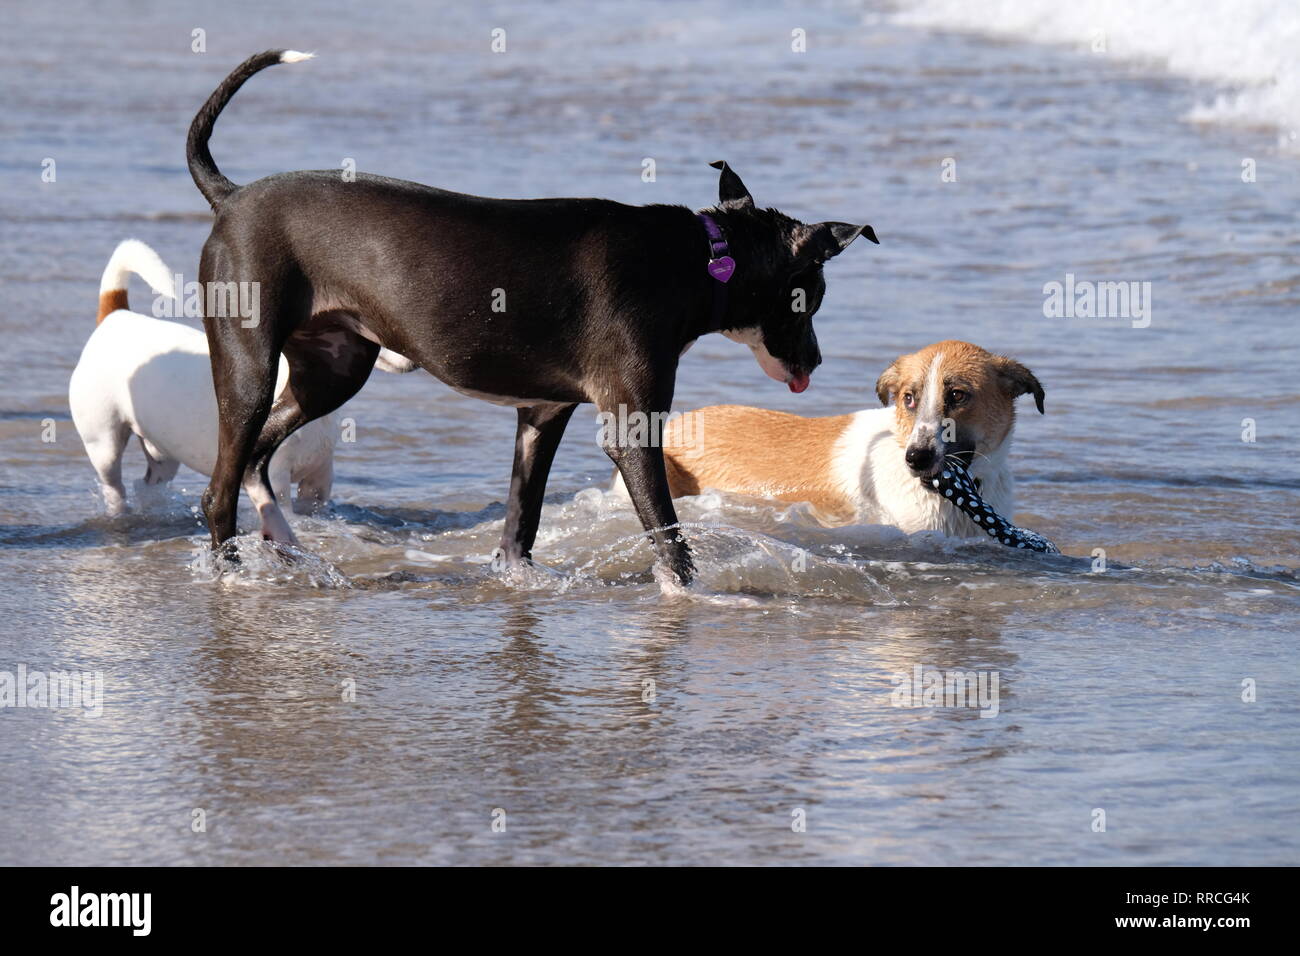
[924, 459, 1059, 553]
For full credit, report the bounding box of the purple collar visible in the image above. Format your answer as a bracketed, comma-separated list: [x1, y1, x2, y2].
[698, 212, 736, 283]
[697, 212, 735, 327]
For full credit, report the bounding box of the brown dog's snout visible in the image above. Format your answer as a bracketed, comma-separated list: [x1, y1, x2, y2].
[904, 445, 936, 473]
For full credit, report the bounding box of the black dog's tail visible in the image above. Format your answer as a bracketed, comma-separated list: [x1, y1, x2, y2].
[186, 49, 314, 209]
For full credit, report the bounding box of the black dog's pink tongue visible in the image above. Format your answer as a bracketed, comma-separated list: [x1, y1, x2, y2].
[788, 372, 810, 393]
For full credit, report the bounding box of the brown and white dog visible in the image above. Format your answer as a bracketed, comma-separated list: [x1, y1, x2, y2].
[652, 340, 1045, 536]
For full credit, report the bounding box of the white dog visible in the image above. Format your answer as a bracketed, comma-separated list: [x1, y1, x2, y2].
[69, 239, 414, 538]
[651, 340, 1045, 536]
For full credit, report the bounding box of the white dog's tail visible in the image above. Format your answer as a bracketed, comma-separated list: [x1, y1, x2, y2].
[97, 239, 177, 323]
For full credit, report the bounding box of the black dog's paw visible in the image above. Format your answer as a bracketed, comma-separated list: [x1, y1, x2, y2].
[216, 539, 242, 567]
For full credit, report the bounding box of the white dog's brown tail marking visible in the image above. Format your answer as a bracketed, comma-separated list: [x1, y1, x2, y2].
[96, 239, 176, 323]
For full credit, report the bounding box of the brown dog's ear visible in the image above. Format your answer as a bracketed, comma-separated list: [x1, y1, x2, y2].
[995, 357, 1045, 414]
[875, 359, 902, 406]
[709, 160, 753, 208]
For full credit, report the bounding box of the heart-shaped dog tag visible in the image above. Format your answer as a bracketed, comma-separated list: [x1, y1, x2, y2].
[707, 256, 736, 283]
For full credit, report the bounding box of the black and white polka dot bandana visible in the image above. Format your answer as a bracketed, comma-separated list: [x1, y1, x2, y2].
[923, 459, 1059, 553]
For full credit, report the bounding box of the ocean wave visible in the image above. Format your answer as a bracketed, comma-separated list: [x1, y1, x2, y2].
[890, 0, 1300, 145]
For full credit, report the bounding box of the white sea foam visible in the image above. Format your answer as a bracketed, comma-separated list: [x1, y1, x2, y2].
[891, 0, 1300, 145]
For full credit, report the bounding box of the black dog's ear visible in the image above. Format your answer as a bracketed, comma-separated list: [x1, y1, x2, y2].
[709, 160, 753, 207]
[793, 221, 879, 263]
[995, 356, 1045, 414]
[875, 359, 902, 406]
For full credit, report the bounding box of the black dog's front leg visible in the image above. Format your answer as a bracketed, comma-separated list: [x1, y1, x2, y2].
[600, 409, 695, 587]
[498, 402, 578, 566]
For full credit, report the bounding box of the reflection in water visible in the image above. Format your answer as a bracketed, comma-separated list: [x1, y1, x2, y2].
[1, 0, 1298, 865]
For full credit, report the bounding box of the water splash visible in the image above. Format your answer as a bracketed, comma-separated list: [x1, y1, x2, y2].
[188, 535, 352, 590]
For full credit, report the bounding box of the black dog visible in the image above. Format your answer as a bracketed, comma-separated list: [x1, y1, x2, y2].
[187, 50, 877, 585]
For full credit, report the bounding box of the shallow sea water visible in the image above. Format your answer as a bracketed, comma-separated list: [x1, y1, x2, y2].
[0, 0, 1296, 864]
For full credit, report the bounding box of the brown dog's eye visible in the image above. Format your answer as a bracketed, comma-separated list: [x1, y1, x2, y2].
[903, 392, 916, 409]
[946, 389, 968, 406]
